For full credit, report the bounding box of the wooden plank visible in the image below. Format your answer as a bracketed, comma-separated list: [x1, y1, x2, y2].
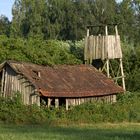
[112, 36, 115, 59]
[101, 36, 105, 60]
[93, 36, 96, 59]
[89, 36, 93, 64]
[98, 35, 101, 59]
[108, 36, 111, 59]
[1, 69, 5, 95]
[3, 69, 7, 97]
[95, 36, 99, 59]
[84, 37, 88, 63]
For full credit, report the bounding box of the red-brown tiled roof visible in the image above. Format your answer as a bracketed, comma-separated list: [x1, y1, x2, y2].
[2, 60, 124, 97]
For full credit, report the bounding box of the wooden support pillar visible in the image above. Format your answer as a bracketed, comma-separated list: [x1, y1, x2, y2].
[115, 25, 118, 36]
[55, 98, 59, 108]
[48, 98, 51, 108]
[120, 58, 126, 91]
[87, 28, 89, 37]
[105, 25, 108, 35]
[105, 25, 110, 78]
[106, 59, 110, 78]
[66, 99, 68, 110]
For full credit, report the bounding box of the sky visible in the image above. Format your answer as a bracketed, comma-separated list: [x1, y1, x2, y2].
[0, 0, 15, 21]
[0, 0, 123, 22]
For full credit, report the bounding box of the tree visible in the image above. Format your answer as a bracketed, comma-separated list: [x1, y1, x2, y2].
[0, 15, 10, 36]
[11, 0, 47, 38]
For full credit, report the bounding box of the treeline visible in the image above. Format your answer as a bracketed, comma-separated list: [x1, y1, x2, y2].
[0, 0, 140, 92]
[0, 0, 140, 43]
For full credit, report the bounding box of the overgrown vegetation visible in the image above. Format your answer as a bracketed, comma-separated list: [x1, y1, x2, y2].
[0, 92, 140, 124]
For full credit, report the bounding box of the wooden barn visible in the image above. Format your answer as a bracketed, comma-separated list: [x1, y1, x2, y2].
[0, 60, 123, 110]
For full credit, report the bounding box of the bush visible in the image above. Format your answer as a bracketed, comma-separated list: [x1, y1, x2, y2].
[0, 92, 140, 124]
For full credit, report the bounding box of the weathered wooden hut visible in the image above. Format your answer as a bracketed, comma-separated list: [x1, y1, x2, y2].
[0, 60, 123, 109]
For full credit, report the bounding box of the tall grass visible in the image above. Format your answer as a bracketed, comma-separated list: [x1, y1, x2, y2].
[0, 123, 140, 140]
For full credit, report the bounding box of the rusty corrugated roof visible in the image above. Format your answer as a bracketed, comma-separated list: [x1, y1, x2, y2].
[2, 60, 124, 97]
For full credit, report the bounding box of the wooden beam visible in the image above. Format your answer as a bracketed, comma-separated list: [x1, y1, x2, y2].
[115, 25, 118, 36]
[48, 98, 51, 108]
[55, 98, 59, 108]
[87, 28, 89, 37]
[120, 58, 126, 91]
[106, 59, 110, 78]
[66, 99, 68, 110]
[105, 26, 108, 35]
[113, 76, 125, 80]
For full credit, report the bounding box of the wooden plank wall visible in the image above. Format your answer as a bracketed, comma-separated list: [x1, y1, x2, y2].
[84, 35, 122, 62]
[1, 65, 40, 106]
[67, 94, 116, 107]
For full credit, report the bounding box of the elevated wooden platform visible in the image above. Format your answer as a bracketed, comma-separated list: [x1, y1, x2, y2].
[84, 35, 122, 62]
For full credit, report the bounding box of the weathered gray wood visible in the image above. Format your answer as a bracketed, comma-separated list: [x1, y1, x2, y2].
[120, 58, 126, 91]
[48, 98, 51, 107]
[84, 35, 122, 60]
[89, 36, 93, 64]
[1, 69, 5, 95]
[66, 99, 68, 110]
[87, 28, 89, 37]
[3, 69, 7, 97]
[55, 98, 59, 108]
[115, 25, 118, 36]
[84, 37, 88, 63]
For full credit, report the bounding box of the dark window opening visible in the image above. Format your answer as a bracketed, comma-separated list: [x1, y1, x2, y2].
[0, 71, 2, 90]
[40, 96, 48, 106]
[59, 98, 66, 106]
[50, 98, 55, 106]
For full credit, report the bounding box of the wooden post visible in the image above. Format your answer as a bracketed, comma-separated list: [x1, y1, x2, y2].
[48, 98, 51, 107]
[105, 25, 110, 78]
[55, 98, 59, 108]
[115, 25, 118, 36]
[87, 28, 89, 37]
[120, 58, 126, 91]
[105, 25, 108, 35]
[106, 59, 110, 78]
[66, 99, 68, 110]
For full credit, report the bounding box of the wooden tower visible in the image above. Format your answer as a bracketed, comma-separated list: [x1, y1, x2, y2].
[84, 25, 126, 91]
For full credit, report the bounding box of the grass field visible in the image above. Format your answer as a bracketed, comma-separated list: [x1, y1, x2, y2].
[0, 123, 140, 140]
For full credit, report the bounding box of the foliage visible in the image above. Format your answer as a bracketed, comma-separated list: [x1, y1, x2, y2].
[0, 92, 140, 124]
[8, 0, 140, 43]
[0, 35, 82, 65]
[122, 42, 140, 91]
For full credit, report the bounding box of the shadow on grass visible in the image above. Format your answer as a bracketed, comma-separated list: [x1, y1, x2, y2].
[1, 124, 140, 140]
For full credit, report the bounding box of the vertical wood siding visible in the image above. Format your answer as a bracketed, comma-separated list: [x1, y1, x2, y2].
[67, 94, 116, 107]
[84, 35, 122, 62]
[1, 65, 40, 105]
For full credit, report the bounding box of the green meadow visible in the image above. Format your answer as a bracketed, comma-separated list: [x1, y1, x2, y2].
[0, 123, 140, 140]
